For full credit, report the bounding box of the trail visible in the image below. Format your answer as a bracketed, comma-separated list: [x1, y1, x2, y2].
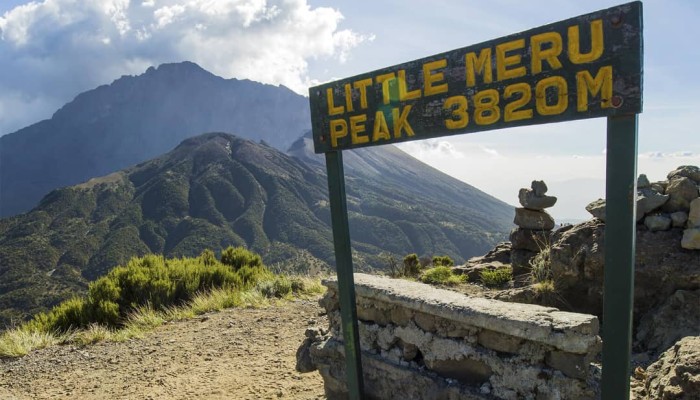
[0, 299, 326, 399]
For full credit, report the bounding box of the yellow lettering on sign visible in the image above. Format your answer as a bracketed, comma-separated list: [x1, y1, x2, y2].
[536, 76, 568, 115]
[568, 19, 604, 64]
[398, 70, 421, 101]
[531, 32, 563, 74]
[496, 39, 526, 82]
[329, 118, 347, 148]
[423, 59, 448, 97]
[504, 82, 533, 122]
[474, 89, 500, 125]
[375, 73, 396, 105]
[392, 105, 415, 138]
[465, 48, 493, 87]
[344, 83, 354, 112]
[353, 78, 373, 110]
[350, 114, 368, 145]
[326, 88, 344, 116]
[443, 95, 468, 130]
[576, 65, 613, 111]
[372, 110, 391, 142]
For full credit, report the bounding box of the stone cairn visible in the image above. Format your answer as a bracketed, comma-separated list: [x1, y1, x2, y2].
[510, 180, 557, 275]
[585, 165, 700, 250]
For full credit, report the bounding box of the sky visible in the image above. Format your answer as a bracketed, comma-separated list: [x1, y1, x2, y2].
[1, 0, 699, 221]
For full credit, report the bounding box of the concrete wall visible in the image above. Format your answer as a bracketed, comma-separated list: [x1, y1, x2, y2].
[304, 273, 602, 400]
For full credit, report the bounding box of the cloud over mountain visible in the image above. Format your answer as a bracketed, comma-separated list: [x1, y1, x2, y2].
[0, 0, 372, 134]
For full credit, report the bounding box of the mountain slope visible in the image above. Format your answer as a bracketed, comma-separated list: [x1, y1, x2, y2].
[0, 62, 310, 217]
[0, 133, 512, 327]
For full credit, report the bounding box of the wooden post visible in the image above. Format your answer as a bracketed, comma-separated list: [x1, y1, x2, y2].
[601, 114, 638, 400]
[324, 150, 365, 399]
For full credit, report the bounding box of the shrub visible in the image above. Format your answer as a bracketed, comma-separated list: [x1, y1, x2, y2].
[480, 267, 513, 287]
[403, 253, 421, 277]
[221, 246, 263, 271]
[26, 248, 269, 333]
[420, 266, 465, 285]
[529, 244, 552, 284]
[432, 255, 454, 267]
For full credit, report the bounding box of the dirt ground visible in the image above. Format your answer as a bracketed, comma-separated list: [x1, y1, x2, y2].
[0, 299, 327, 400]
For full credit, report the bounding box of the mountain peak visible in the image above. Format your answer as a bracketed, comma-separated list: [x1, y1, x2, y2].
[145, 61, 217, 80]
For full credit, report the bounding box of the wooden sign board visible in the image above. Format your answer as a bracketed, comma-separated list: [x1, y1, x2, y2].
[310, 1, 642, 153]
[310, 2, 643, 399]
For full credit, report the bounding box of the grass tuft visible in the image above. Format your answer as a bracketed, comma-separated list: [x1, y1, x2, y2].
[0, 329, 63, 358]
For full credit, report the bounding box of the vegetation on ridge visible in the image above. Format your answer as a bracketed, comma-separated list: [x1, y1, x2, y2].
[0, 248, 324, 358]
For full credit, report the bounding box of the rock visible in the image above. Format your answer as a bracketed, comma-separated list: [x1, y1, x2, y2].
[638, 191, 670, 216]
[663, 177, 699, 213]
[296, 338, 318, 373]
[465, 242, 511, 265]
[652, 181, 667, 194]
[454, 261, 510, 282]
[636, 290, 700, 354]
[531, 180, 548, 196]
[510, 249, 538, 276]
[509, 228, 550, 252]
[671, 212, 689, 228]
[585, 199, 607, 221]
[688, 198, 700, 228]
[638, 174, 651, 189]
[547, 219, 700, 319]
[518, 188, 557, 210]
[681, 229, 700, 250]
[514, 208, 555, 230]
[668, 165, 700, 183]
[643, 336, 700, 399]
[645, 215, 672, 232]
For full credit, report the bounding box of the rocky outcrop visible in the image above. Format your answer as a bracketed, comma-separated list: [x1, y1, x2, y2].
[640, 336, 700, 399]
[302, 274, 602, 400]
[455, 242, 511, 282]
[636, 290, 700, 355]
[584, 166, 700, 250]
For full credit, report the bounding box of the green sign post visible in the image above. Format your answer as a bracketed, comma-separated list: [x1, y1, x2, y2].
[309, 2, 642, 399]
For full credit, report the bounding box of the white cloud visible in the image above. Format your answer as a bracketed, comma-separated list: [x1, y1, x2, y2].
[397, 139, 465, 160]
[0, 0, 371, 134]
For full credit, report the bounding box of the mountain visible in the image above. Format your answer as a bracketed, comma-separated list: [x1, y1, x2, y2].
[0, 133, 512, 327]
[0, 62, 310, 217]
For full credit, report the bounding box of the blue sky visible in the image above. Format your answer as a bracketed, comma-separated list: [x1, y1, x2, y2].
[1, 0, 698, 220]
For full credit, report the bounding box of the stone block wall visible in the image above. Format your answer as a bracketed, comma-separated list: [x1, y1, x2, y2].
[306, 274, 602, 399]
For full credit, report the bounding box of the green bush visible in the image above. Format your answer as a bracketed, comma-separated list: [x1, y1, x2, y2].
[403, 253, 421, 277]
[221, 246, 263, 271]
[420, 266, 465, 285]
[432, 255, 454, 267]
[479, 267, 513, 287]
[27, 248, 269, 333]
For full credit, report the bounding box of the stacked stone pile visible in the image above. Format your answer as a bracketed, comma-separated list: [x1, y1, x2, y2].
[585, 165, 700, 250]
[511, 180, 557, 274]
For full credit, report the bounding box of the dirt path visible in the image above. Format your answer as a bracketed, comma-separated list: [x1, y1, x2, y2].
[0, 299, 327, 399]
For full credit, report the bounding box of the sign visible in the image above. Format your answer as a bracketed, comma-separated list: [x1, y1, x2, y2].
[310, 2, 642, 153]
[311, 3, 643, 399]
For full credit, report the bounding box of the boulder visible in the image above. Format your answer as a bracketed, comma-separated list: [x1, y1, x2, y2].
[667, 165, 700, 183]
[638, 174, 651, 189]
[585, 199, 607, 221]
[531, 180, 548, 196]
[682, 229, 700, 250]
[638, 190, 670, 216]
[645, 215, 672, 232]
[671, 212, 689, 228]
[509, 228, 550, 252]
[514, 208, 555, 230]
[465, 242, 511, 265]
[518, 188, 557, 210]
[663, 177, 699, 213]
[636, 290, 700, 354]
[652, 181, 668, 194]
[688, 198, 700, 228]
[642, 336, 700, 400]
